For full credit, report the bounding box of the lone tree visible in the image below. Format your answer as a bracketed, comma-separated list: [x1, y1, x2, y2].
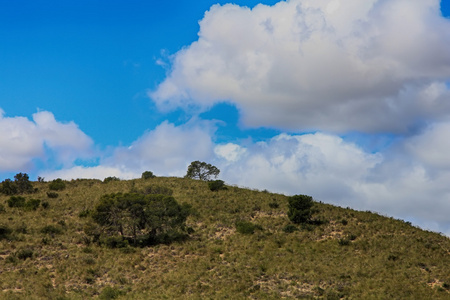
[288, 194, 314, 224]
[185, 161, 220, 181]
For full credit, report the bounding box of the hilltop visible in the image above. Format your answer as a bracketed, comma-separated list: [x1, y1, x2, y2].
[0, 176, 449, 299]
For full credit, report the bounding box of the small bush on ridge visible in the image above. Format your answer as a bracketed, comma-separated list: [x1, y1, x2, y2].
[208, 180, 226, 191]
[48, 178, 66, 191]
[142, 171, 156, 179]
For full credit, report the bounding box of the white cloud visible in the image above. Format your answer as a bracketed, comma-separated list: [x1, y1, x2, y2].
[104, 119, 216, 177]
[214, 143, 247, 162]
[214, 129, 450, 236]
[151, 0, 450, 133]
[27, 116, 450, 236]
[0, 110, 93, 172]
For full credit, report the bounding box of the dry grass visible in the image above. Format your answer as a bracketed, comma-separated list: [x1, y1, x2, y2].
[0, 177, 449, 299]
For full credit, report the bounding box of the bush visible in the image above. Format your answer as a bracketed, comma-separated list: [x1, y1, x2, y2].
[0, 224, 12, 240]
[25, 199, 41, 211]
[208, 180, 226, 191]
[100, 286, 125, 300]
[101, 236, 129, 249]
[41, 201, 50, 209]
[41, 225, 63, 235]
[0, 179, 18, 195]
[283, 224, 298, 233]
[0, 204, 5, 213]
[269, 201, 279, 209]
[47, 192, 59, 198]
[14, 173, 34, 194]
[79, 209, 91, 218]
[103, 176, 120, 183]
[236, 221, 262, 235]
[92, 193, 191, 246]
[141, 171, 156, 179]
[7, 196, 26, 208]
[16, 248, 34, 260]
[48, 178, 66, 191]
[287, 194, 314, 224]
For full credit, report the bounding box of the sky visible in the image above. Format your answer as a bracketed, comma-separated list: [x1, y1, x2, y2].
[1, 0, 450, 236]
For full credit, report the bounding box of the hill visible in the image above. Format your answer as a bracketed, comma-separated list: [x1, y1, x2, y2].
[0, 176, 449, 299]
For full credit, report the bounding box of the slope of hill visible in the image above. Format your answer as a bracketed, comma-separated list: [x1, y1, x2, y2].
[0, 177, 449, 299]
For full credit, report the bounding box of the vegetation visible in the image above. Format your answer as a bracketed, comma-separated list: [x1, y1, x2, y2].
[48, 178, 66, 191]
[0, 173, 34, 195]
[0, 176, 449, 299]
[141, 171, 156, 180]
[288, 194, 314, 224]
[185, 161, 220, 181]
[208, 180, 226, 191]
[91, 192, 191, 246]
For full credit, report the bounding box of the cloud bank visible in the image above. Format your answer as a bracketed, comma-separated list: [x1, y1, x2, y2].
[0, 109, 93, 172]
[151, 0, 450, 133]
[30, 115, 449, 236]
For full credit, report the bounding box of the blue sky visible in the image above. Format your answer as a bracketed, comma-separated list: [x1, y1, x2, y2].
[1, 0, 450, 235]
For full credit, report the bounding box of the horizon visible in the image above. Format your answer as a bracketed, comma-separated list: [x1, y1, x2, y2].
[1, 0, 450, 236]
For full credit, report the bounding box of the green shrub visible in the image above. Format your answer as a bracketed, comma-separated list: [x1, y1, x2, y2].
[41, 201, 50, 209]
[208, 180, 226, 191]
[103, 176, 120, 183]
[48, 178, 66, 191]
[283, 224, 298, 233]
[0, 224, 12, 240]
[25, 199, 41, 211]
[14, 173, 34, 194]
[338, 238, 351, 246]
[16, 248, 34, 260]
[269, 201, 279, 209]
[101, 236, 129, 249]
[7, 196, 26, 208]
[287, 194, 314, 224]
[41, 225, 63, 235]
[47, 192, 59, 198]
[0, 179, 18, 195]
[93, 192, 191, 246]
[141, 171, 156, 179]
[100, 286, 125, 299]
[0, 203, 5, 213]
[79, 209, 91, 218]
[236, 221, 262, 235]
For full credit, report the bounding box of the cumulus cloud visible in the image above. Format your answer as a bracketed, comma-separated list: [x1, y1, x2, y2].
[0, 109, 93, 172]
[215, 129, 450, 235]
[43, 119, 218, 181]
[151, 0, 450, 133]
[33, 116, 450, 235]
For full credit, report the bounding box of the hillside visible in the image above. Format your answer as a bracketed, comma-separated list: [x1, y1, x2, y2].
[0, 177, 449, 299]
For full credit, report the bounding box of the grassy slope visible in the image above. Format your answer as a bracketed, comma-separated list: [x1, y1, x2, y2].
[0, 177, 449, 299]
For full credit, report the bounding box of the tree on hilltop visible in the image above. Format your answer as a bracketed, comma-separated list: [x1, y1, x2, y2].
[185, 161, 220, 181]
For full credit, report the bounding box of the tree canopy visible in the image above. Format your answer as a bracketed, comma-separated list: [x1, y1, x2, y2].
[92, 192, 191, 245]
[185, 161, 220, 181]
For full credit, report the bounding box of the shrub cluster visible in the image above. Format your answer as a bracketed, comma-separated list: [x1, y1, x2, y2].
[288, 194, 314, 224]
[208, 180, 226, 191]
[103, 176, 120, 183]
[141, 171, 156, 179]
[91, 192, 191, 246]
[48, 178, 66, 191]
[0, 173, 34, 195]
[235, 221, 263, 235]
